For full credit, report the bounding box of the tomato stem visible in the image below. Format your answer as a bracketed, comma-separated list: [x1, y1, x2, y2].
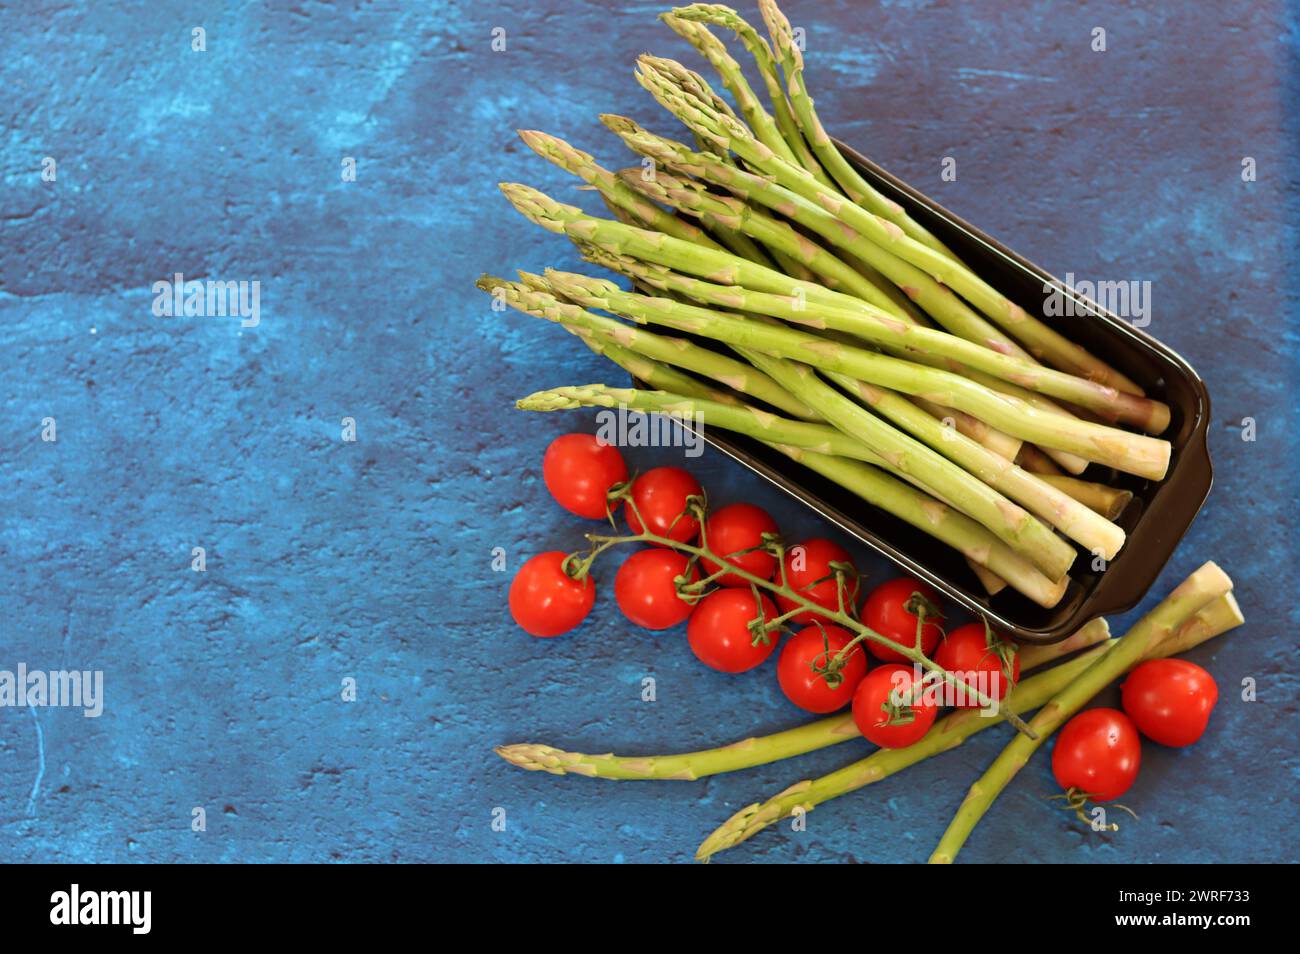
[578, 496, 1033, 734]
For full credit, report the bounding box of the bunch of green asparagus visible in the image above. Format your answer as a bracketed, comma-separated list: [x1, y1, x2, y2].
[479, 0, 1172, 606]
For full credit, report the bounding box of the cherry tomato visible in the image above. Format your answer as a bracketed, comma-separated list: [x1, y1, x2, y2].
[699, 503, 779, 587]
[508, 551, 595, 638]
[933, 622, 1020, 707]
[687, 588, 779, 673]
[862, 577, 944, 663]
[1121, 659, 1218, 747]
[614, 549, 699, 630]
[775, 538, 859, 625]
[851, 663, 937, 748]
[1051, 708, 1142, 801]
[777, 624, 869, 713]
[542, 433, 628, 519]
[624, 467, 703, 545]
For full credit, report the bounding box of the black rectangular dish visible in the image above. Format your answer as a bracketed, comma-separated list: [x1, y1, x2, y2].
[641, 139, 1212, 645]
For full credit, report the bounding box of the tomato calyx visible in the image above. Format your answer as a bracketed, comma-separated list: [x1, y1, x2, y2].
[560, 549, 593, 582]
[1048, 787, 1139, 832]
[745, 583, 782, 648]
[903, 590, 946, 653]
[978, 618, 1019, 686]
[604, 475, 636, 528]
[879, 694, 920, 727]
[800, 620, 862, 691]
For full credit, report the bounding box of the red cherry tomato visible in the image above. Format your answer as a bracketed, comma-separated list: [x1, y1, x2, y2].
[777, 624, 869, 713]
[1121, 659, 1218, 747]
[775, 538, 859, 625]
[933, 622, 1021, 707]
[862, 577, 944, 663]
[852, 663, 937, 748]
[508, 551, 595, 638]
[614, 549, 699, 630]
[699, 503, 779, 587]
[624, 467, 703, 545]
[542, 433, 628, 519]
[1051, 708, 1142, 801]
[687, 588, 779, 673]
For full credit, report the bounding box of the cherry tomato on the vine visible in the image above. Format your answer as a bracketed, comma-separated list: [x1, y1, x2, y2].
[624, 466, 703, 545]
[542, 433, 628, 519]
[851, 663, 937, 748]
[775, 538, 859, 625]
[777, 624, 868, 714]
[699, 503, 779, 587]
[508, 551, 595, 638]
[933, 622, 1020, 707]
[862, 577, 944, 663]
[687, 588, 780, 673]
[1121, 659, 1218, 747]
[1051, 708, 1142, 802]
[614, 549, 699, 630]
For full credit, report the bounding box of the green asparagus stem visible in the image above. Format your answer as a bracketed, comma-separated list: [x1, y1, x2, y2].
[1035, 474, 1134, 520]
[733, 352, 1077, 579]
[599, 114, 1122, 459]
[564, 335, 1069, 606]
[527, 261, 1170, 482]
[616, 166, 907, 318]
[966, 558, 1009, 596]
[481, 273, 818, 420]
[581, 225, 1167, 433]
[497, 717, 860, 780]
[670, 3, 835, 189]
[1015, 444, 1064, 476]
[659, 13, 801, 169]
[768, 446, 1069, 608]
[517, 129, 726, 252]
[496, 615, 1108, 781]
[910, 397, 1022, 461]
[579, 222, 1018, 458]
[752, 0, 962, 262]
[928, 561, 1234, 863]
[698, 591, 1242, 861]
[631, 57, 1144, 395]
[496, 182, 1167, 476]
[1019, 440, 1092, 482]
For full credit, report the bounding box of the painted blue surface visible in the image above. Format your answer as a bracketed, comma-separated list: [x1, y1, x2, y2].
[1, 1, 1296, 863]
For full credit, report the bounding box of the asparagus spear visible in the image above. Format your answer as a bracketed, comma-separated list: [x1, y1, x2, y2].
[724, 351, 1079, 579]
[602, 174, 1009, 464]
[566, 336, 1069, 606]
[516, 129, 727, 253]
[489, 243, 1168, 480]
[967, 558, 1009, 596]
[751, 0, 963, 262]
[496, 617, 1110, 780]
[1035, 474, 1134, 520]
[484, 272, 818, 420]
[509, 171, 1097, 475]
[632, 56, 1144, 395]
[601, 118, 1168, 431]
[659, 13, 801, 170]
[671, 3, 836, 189]
[1015, 444, 1064, 476]
[616, 165, 907, 317]
[928, 562, 1234, 863]
[911, 398, 1022, 461]
[584, 226, 1168, 434]
[518, 378, 1079, 579]
[698, 591, 1243, 861]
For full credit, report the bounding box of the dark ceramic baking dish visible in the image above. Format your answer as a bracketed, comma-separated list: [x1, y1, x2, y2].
[642, 139, 1213, 644]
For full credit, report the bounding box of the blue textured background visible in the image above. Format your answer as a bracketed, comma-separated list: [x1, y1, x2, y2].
[1, 0, 1296, 863]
